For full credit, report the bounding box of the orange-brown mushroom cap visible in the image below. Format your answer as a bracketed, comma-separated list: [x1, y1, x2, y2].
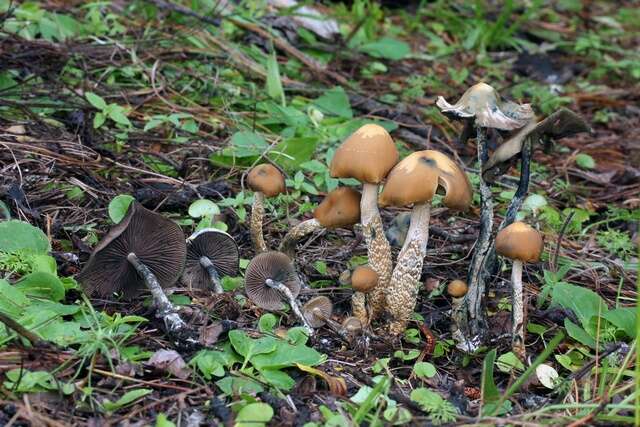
[495, 222, 543, 262]
[351, 265, 378, 293]
[447, 279, 468, 298]
[379, 150, 472, 210]
[329, 124, 399, 184]
[247, 164, 286, 197]
[313, 187, 361, 229]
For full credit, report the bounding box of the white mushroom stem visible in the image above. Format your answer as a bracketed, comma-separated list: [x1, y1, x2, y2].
[386, 203, 431, 335]
[511, 260, 526, 360]
[250, 192, 267, 253]
[265, 279, 314, 335]
[199, 256, 224, 294]
[279, 218, 322, 258]
[359, 183, 393, 321]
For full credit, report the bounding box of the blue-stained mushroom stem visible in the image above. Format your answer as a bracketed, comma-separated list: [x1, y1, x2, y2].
[199, 256, 224, 294]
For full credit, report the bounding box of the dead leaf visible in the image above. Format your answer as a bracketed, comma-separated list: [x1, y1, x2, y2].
[296, 364, 346, 396]
[200, 322, 225, 346]
[148, 350, 191, 379]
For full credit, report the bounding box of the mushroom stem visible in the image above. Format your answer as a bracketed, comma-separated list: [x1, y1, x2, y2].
[360, 183, 393, 322]
[127, 253, 195, 341]
[351, 292, 368, 325]
[278, 218, 322, 258]
[386, 202, 431, 335]
[265, 279, 313, 335]
[199, 256, 224, 294]
[250, 192, 267, 254]
[511, 259, 526, 360]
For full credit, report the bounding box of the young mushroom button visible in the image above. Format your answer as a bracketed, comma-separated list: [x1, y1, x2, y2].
[247, 164, 286, 254]
[350, 265, 378, 325]
[182, 229, 239, 293]
[495, 222, 543, 361]
[379, 150, 472, 336]
[330, 124, 399, 322]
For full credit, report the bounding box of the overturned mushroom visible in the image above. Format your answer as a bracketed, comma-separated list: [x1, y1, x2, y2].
[496, 222, 543, 361]
[182, 228, 239, 293]
[350, 265, 378, 326]
[379, 150, 472, 335]
[330, 124, 399, 322]
[77, 202, 194, 344]
[279, 187, 361, 258]
[244, 251, 313, 334]
[302, 296, 334, 329]
[247, 164, 286, 254]
[341, 316, 363, 337]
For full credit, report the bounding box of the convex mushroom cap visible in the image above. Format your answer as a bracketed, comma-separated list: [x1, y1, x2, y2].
[182, 229, 239, 289]
[247, 164, 286, 197]
[496, 222, 543, 262]
[330, 124, 399, 184]
[303, 296, 334, 328]
[447, 280, 468, 298]
[341, 317, 363, 334]
[379, 150, 472, 211]
[244, 251, 301, 310]
[314, 187, 361, 228]
[351, 265, 378, 293]
[78, 201, 186, 299]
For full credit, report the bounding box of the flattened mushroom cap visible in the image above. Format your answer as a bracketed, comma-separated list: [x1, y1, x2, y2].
[330, 124, 399, 184]
[247, 164, 286, 197]
[379, 150, 472, 211]
[341, 316, 363, 334]
[77, 201, 186, 299]
[244, 251, 301, 310]
[436, 82, 534, 130]
[351, 265, 378, 293]
[496, 222, 543, 262]
[303, 296, 334, 328]
[314, 187, 361, 229]
[447, 279, 468, 298]
[182, 228, 239, 289]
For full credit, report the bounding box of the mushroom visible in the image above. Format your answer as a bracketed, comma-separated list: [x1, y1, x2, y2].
[437, 83, 534, 341]
[341, 316, 363, 337]
[77, 202, 194, 342]
[379, 150, 472, 335]
[350, 265, 378, 325]
[495, 221, 543, 361]
[247, 164, 286, 254]
[279, 187, 361, 258]
[244, 251, 313, 333]
[330, 123, 399, 322]
[182, 228, 239, 293]
[447, 279, 468, 333]
[302, 296, 334, 329]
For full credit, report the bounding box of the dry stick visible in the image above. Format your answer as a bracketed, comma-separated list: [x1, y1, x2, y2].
[551, 211, 575, 273]
[199, 256, 224, 294]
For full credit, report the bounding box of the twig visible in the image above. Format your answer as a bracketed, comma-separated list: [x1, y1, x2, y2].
[551, 211, 575, 273]
[0, 311, 50, 348]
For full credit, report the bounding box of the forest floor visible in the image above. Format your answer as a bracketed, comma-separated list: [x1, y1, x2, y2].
[0, 1, 639, 426]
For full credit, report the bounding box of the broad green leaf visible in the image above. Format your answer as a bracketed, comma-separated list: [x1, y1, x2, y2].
[413, 362, 437, 379]
[102, 388, 153, 412]
[564, 318, 598, 348]
[108, 108, 132, 127]
[313, 87, 353, 119]
[251, 340, 323, 370]
[236, 402, 273, 427]
[359, 37, 411, 60]
[228, 330, 277, 366]
[552, 283, 607, 328]
[229, 131, 269, 157]
[188, 199, 220, 218]
[15, 272, 65, 301]
[0, 279, 30, 316]
[93, 112, 106, 128]
[266, 51, 285, 106]
[215, 376, 263, 396]
[258, 368, 295, 390]
[481, 348, 500, 403]
[4, 369, 74, 394]
[496, 352, 525, 373]
[270, 136, 318, 171]
[155, 414, 176, 427]
[602, 308, 636, 338]
[575, 153, 596, 169]
[108, 195, 134, 223]
[0, 220, 51, 253]
[85, 92, 107, 110]
[258, 313, 277, 333]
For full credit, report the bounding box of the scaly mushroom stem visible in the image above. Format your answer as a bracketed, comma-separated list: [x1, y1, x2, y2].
[351, 292, 368, 325]
[250, 192, 267, 254]
[265, 278, 313, 335]
[199, 256, 224, 294]
[127, 253, 197, 345]
[278, 218, 322, 258]
[386, 203, 431, 335]
[511, 260, 526, 360]
[360, 183, 393, 322]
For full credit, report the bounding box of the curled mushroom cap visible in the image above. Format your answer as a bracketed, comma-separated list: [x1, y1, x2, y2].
[78, 201, 186, 299]
[341, 316, 363, 334]
[182, 228, 239, 289]
[314, 187, 361, 229]
[447, 279, 468, 298]
[303, 296, 334, 328]
[351, 265, 378, 293]
[244, 251, 301, 310]
[330, 124, 399, 184]
[496, 222, 543, 262]
[247, 164, 286, 197]
[379, 150, 472, 211]
[436, 82, 534, 131]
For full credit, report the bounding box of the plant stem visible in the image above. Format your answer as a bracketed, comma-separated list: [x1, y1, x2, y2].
[266, 278, 313, 335]
[199, 256, 223, 294]
[511, 259, 525, 360]
[250, 191, 267, 253]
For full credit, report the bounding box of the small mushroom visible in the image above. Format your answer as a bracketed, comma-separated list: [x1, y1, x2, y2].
[302, 296, 334, 329]
[330, 124, 399, 321]
[247, 164, 286, 254]
[379, 150, 472, 335]
[244, 251, 313, 333]
[447, 279, 468, 334]
[77, 202, 194, 342]
[495, 222, 543, 361]
[350, 265, 378, 325]
[182, 228, 239, 293]
[279, 187, 361, 258]
[341, 316, 363, 336]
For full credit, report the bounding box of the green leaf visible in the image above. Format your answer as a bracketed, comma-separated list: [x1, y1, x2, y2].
[481, 349, 500, 403]
[552, 283, 608, 328]
[564, 318, 598, 348]
[93, 112, 106, 128]
[251, 340, 323, 370]
[108, 195, 135, 223]
[270, 136, 318, 171]
[266, 51, 285, 106]
[229, 131, 269, 157]
[413, 362, 437, 379]
[258, 313, 277, 333]
[155, 414, 176, 427]
[188, 199, 220, 218]
[108, 107, 132, 127]
[0, 220, 51, 254]
[102, 388, 153, 412]
[228, 330, 277, 366]
[258, 368, 295, 390]
[359, 37, 411, 60]
[0, 279, 30, 316]
[15, 272, 65, 301]
[85, 92, 107, 110]
[602, 308, 636, 338]
[4, 369, 74, 395]
[496, 352, 525, 373]
[575, 153, 596, 169]
[215, 376, 263, 395]
[313, 87, 353, 119]
[236, 402, 274, 427]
